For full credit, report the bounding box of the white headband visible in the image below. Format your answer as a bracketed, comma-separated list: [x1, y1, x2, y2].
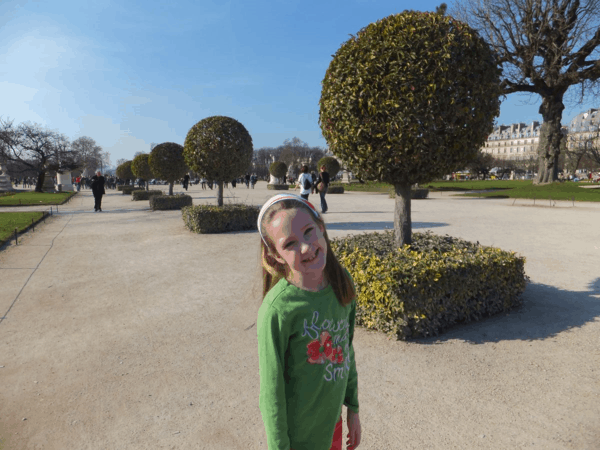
[257, 193, 320, 245]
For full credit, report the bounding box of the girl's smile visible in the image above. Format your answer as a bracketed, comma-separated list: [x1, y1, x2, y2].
[267, 208, 328, 291]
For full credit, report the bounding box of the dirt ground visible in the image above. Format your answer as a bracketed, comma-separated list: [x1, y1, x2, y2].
[0, 183, 599, 450]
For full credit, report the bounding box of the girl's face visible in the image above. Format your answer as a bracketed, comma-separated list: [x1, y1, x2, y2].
[266, 208, 327, 279]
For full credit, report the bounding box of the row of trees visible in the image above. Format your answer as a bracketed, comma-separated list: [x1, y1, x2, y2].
[117, 143, 189, 196]
[253, 138, 328, 179]
[0, 117, 110, 192]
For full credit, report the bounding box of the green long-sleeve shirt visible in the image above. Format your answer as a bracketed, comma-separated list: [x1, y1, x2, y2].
[257, 277, 359, 450]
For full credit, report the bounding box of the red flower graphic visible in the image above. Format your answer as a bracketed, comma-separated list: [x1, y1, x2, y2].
[306, 331, 343, 365]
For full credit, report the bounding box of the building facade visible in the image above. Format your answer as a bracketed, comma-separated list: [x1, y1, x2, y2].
[482, 121, 541, 160]
[566, 108, 600, 152]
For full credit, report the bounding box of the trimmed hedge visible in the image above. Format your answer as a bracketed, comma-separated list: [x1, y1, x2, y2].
[389, 188, 429, 199]
[132, 189, 163, 201]
[119, 186, 144, 194]
[327, 186, 345, 194]
[149, 194, 193, 211]
[182, 204, 260, 234]
[267, 184, 290, 190]
[331, 231, 527, 340]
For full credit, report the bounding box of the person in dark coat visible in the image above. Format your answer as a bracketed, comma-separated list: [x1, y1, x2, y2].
[90, 171, 106, 212]
[183, 174, 190, 191]
[316, 164, 330, 213]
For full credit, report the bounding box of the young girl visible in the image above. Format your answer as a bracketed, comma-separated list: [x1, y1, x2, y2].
[257, 193, 362, 450]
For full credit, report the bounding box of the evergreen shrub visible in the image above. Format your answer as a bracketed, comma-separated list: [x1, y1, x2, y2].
[330, 231, 527, 340]
[267, 184, 290, 190]
[327, 186, 345, 194]
[120, 186, 144, 195]
[181, 204, 260, 234]
[132, 189, 163, 201]
[149, 194, 192, 211]
[269, 161, 288, 179]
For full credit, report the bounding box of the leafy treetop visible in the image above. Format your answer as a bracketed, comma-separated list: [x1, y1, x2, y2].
[116, 160, 134, 180]
[183, 116, 253, 182]
[131, 153, 153, 181]
[148, 142, 188, 184]
[319, 10, 502, 187]
[269, 161, 288, 178]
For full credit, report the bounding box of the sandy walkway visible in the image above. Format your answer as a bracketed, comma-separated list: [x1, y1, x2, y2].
[0, 183, 598, 449]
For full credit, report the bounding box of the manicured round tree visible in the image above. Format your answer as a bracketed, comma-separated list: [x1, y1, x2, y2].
[183, 116, 253, 206]
[148, 142, 188, 196]
[319, 11, 501, 246]
[269, 161, 288, 184]
[131, 153, 153, 191]
[317, 157, 341, 179]
[116, 160, 134, 183]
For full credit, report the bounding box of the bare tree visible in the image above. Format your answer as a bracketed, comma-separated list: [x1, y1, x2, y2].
[0, 117, 63, 192]
[452, 0, 600, 183]
[72, 136, 103, 175]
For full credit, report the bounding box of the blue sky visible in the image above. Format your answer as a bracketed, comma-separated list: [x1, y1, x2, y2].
[1, 0, 597, 167]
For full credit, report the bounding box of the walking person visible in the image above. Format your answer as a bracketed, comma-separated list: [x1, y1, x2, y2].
[90, 171, 106, 212]
[183, 173, 190, 191]
[316, 164, 330, 214]
[245, 173, 250, 188]
[256, 193, 362, 450]
[251, 174, 257, 189]
[295, 165, 313, 201]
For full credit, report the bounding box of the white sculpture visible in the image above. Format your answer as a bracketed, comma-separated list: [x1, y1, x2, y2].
[0, 161, 15, 191]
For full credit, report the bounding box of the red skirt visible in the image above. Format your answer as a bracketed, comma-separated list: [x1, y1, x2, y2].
[290, 415, 343, 450]
[329, 415, 343, 450]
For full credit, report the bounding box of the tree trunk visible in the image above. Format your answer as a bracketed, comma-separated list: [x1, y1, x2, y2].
[393, 183, 412, 247]
[217, 180, 224, 207]
[168, 182, 174, 196]
[35, 171, 45, 193]
[146, 181, 149, 191]
[535, 96, 565, 184]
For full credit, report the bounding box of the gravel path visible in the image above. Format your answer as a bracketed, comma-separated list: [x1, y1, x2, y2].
[0, 183, 598, 449]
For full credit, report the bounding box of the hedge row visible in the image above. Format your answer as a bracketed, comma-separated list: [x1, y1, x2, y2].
[182, 204, 260, 234]
[388, 188, 429, 199]
[327, 186, 344, 194]
[120, 186, 144, 195]
[132, 189, 163, 201]
[267, 184, 290, 190]
[330, 231, 527, 340]
[149, 194, 192, 210]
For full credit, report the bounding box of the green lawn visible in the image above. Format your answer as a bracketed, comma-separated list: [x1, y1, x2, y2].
[0, 191, 76, 206]
[425, 180, 533, 191]
[330, 181, 392, 192]
[330, 179, 533, 192]
[460, 182, 600, 202]
[0, 212, 46, 245]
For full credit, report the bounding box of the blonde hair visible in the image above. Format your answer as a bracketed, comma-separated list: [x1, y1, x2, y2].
[259, 199, 355, 306]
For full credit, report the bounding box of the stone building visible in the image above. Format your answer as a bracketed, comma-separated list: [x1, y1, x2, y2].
[566, 108, 600, 152]
[482, 121, 541, 160]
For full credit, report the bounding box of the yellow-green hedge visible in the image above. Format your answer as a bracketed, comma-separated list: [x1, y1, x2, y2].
[182, 204, 260, 234]
[132, 189, 163, 201]
[119, 186, 144, 194]
[331, 231, 527, 339]
[149, 194, 192, 210]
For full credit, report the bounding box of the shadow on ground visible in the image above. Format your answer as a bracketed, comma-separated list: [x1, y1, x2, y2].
[326, 221, 448, 231]
[414, 279, 600, 344]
